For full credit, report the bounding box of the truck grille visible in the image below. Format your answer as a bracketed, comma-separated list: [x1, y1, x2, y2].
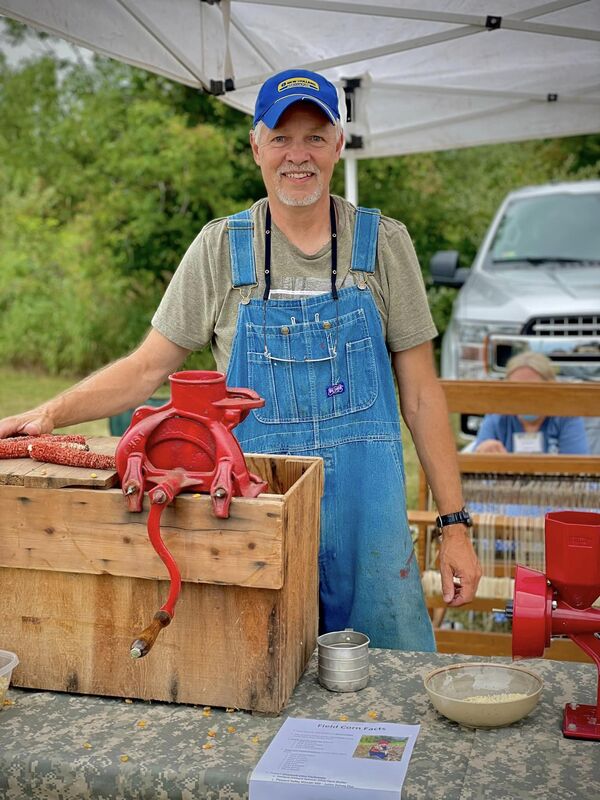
[521, 315, 600, 337]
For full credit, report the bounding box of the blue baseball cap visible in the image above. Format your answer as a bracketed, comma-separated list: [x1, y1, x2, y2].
[253, 69, 340, 129]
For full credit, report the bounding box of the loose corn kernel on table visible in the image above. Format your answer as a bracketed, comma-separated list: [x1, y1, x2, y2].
[0, 649, 598, 799]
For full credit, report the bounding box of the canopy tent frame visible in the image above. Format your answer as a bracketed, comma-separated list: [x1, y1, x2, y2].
[2, 0, 599, 202]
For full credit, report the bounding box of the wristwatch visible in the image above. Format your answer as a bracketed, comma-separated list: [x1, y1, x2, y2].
[435, 507, 473, 532]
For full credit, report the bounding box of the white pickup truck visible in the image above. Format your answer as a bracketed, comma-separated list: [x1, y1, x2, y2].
[430, 179, 600, 449]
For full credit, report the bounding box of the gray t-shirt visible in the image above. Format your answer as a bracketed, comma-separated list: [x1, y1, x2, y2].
[152, 195, 437, 373]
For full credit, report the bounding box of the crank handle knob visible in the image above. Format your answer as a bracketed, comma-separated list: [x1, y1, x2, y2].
[130, 610, 172, 659]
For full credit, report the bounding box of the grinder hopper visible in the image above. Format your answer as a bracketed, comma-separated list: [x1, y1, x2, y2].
[506, 511, 600, 740]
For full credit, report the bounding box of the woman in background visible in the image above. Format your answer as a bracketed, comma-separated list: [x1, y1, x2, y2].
[474, 351, 589, 455]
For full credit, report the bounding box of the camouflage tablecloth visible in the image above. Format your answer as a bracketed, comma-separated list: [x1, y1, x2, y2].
[0, 650, 597, 799]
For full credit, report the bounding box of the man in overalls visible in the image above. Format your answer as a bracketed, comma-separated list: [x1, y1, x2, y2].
[0, 69, 481, 650]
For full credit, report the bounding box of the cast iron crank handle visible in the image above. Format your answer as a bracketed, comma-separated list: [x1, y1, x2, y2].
[130, 610, 172, 659]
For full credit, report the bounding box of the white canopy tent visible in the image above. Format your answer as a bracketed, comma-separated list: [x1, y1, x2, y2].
[2, 0, 599, 202]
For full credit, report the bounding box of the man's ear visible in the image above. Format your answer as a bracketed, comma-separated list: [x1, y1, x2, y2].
[334, 130, 345, 162]
[250, 130, 261, 165]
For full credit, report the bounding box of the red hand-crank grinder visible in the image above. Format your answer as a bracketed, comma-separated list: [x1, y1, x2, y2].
[115, 370, 268, 659]
[504, 510, 600, 740]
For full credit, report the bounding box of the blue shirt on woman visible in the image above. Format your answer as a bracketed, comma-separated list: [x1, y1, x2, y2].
[475, 414, 589, 454]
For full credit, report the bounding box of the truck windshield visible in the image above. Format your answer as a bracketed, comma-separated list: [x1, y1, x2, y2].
[489, 192, 600, 265]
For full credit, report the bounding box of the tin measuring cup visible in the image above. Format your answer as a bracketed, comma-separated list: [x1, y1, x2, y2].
[317, 628, 370, 692]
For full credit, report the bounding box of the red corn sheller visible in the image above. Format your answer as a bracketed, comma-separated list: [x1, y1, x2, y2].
[115, 370, 268, 659]
[506, 511, 600, 740]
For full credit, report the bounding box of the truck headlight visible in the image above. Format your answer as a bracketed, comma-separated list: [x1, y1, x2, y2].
[455, 321, 521, 379]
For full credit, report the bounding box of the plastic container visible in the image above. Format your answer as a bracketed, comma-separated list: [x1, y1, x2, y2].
[0, 650, 19, 707]
[317, 629, 370, 692]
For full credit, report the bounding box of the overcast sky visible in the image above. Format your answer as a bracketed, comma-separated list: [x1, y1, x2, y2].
[1, 17, 93, 67]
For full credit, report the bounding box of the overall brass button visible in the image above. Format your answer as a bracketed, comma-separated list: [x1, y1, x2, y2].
[323, 321, 331, 330]
[281, 326, 290, 335]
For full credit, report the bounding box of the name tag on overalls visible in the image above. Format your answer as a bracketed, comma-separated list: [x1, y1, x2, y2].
[512, 431, 544, 453]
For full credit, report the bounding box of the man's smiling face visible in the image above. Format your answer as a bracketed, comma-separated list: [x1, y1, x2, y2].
[251, 101, 343, 209]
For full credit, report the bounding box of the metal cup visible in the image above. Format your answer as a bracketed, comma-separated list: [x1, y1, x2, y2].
[317, 628, 370, 692]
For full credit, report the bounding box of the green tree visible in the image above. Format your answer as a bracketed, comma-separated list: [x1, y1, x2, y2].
[0, 50, 255, 372]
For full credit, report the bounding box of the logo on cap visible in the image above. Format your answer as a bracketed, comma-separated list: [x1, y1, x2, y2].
[278, 77, 319, 92]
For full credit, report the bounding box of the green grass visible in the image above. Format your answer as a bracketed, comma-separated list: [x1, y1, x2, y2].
[401, 423, 419, 509]
[0, 368, 109, 437]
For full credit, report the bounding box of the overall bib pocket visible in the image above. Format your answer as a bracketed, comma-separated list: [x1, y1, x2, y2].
[247, 308, 379, 424]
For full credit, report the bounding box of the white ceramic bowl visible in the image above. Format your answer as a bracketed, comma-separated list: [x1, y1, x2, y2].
[424, 662, 543, 728]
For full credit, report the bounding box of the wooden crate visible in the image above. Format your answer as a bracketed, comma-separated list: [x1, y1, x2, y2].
[0, 440, 323, 713]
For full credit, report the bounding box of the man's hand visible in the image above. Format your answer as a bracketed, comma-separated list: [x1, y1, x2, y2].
[439, 525, 482, 606]
[0, 410, 55, 440]
[475, 439, 507, 454]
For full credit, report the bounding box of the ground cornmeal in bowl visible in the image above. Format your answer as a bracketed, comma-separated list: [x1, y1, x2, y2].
[462, 692, 530, 703]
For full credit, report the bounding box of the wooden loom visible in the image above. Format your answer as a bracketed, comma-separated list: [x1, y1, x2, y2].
[408, 379, 600, 661]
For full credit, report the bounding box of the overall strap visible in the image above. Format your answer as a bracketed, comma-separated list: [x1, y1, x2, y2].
[350, 206, 381, 274]
[227, 209, 257, 288]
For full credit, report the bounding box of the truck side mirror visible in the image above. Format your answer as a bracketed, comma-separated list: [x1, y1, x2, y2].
[430, 251, 470, 287]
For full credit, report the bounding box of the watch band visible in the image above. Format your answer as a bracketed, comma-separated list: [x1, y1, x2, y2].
[435, 507, 473, 531]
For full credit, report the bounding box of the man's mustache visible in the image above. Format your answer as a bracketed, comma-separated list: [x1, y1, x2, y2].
[277, 162, 320, 176]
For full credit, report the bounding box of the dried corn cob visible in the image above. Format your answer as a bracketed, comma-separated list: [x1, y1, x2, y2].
[28, 442, 115, 471]
[0, 434, 87, 459]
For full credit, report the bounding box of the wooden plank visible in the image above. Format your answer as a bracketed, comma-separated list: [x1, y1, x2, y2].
[22, 461, 117, 489]
[0, 457, 41, 485]
[434, 629, 593, 663]
[283, 456, 319, 496]
[457, 452, 600, 475]
[275, 458, 322, 708]
[408, 509, 547, 532]
[245, 454, 307, 495]
[428, 596, 509, 612]
[0, 436, 119, 489]
[0, 567, 286, 711]
[440, 379, 600, 417]
[0, 485, 284, 589]
[86, 436, 120, 454]
[23, 435, 118, 489]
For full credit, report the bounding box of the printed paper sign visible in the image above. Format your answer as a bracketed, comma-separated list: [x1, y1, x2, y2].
[249, 717, 419, 799]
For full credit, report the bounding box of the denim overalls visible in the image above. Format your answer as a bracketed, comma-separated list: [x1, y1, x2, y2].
[225, 205, 435, 651]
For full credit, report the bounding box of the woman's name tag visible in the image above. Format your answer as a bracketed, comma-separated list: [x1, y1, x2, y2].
[512, 431, 544, 453]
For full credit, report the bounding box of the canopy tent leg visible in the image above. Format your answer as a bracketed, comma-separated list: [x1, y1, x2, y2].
[344, 156, 358, 206]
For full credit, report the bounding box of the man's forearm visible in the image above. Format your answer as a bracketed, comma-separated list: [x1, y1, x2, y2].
[39, 355, 166, 428]
[402, 378, 464, 516]
[392, 342, 481, 605]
